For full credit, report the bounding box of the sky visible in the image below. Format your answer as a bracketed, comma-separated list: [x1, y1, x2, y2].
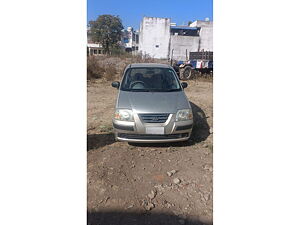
[87, 0, 213, 30]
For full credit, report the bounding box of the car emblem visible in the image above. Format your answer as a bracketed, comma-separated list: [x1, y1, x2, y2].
[152, 117, 159, 121]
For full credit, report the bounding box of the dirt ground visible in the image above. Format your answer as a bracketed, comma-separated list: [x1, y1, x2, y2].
[87, 77, 213, 225]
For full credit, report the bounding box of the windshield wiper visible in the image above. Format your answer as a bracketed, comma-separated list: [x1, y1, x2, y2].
[129, 89, 150, 92]
[145, 89, 180, 92]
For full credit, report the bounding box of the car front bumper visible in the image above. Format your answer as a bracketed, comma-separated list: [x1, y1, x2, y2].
[112, 114, 193, 143]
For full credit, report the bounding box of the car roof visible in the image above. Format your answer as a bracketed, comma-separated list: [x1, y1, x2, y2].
[127, 63, 172, 69]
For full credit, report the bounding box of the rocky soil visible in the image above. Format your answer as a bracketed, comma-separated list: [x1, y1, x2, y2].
[87, 78, 213, 225]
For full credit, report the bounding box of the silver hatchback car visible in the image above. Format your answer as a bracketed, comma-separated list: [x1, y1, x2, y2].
[111, 63, 193, 143]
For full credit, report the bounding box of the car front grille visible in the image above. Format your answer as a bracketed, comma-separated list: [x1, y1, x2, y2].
[139, 113, 169, 123]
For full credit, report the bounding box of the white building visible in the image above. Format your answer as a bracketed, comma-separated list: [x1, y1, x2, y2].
[138, 17, 213, 60]
[169, 25, 201, 60]
[87, 27, 104, 56]
[87, 43, 103, 56]
[189, 20, 213, 52]
[139, 17, 171, 59]
[121, 27, 139, 54]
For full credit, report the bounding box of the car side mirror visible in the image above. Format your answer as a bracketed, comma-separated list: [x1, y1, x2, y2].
[181, 82, 188, 89]
[111, 81, 120, 89]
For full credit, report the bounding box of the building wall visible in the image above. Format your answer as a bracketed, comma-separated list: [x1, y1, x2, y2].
[170, 35, 200, 61]
[139, 17, 171, 59]
[139, 17, 213, 59]
[190, 21, 213, 51]
[87, 43, 104, 56]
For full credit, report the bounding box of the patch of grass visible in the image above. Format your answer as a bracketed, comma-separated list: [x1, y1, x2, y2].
[104, 65, 118, 81]
[192, 71, 213, 82]
[87, 54, 169, 82]
[87, 56, 105, 80]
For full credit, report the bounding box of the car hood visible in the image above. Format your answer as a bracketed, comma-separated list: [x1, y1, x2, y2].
[117, 91, 190, 113]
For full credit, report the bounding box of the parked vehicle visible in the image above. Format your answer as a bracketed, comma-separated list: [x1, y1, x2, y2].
[111, 63, 193, 143]
[172, 51, 213, 80]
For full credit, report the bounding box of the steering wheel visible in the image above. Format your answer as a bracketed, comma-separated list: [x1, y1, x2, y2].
[130, 81, 146, 89]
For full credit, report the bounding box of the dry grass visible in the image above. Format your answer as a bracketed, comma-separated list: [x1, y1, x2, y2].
[103, 65, 117, 81]
[87, 55, 169, 81]
[191, 71, 213, 82]
[87, 55, 213, 82]
[87, 56, 105, 80]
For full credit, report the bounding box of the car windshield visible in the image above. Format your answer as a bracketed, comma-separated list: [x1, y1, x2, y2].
[120, 67, 182, 92]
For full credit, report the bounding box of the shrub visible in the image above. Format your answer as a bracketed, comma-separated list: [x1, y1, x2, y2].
[87, 54, 170, 81]
[104, 64, 118, 81]
[110, 47, 127, 56]
[87, 56, 105, 80]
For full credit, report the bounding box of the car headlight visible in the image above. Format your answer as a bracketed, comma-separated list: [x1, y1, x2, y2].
[114, 109, 134, 122]
[176, 109, 193, 121]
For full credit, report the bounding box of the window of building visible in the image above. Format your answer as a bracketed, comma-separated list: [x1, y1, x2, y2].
[98, 50, 102, 54]
[170, 27, 200, 36]
[94, 49, 97, 54]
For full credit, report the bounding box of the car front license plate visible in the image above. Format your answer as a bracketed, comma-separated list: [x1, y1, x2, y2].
[146, 127, 164, 134]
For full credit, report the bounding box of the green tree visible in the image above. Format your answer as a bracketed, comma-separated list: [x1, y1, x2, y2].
[89, 15, 124, 54]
